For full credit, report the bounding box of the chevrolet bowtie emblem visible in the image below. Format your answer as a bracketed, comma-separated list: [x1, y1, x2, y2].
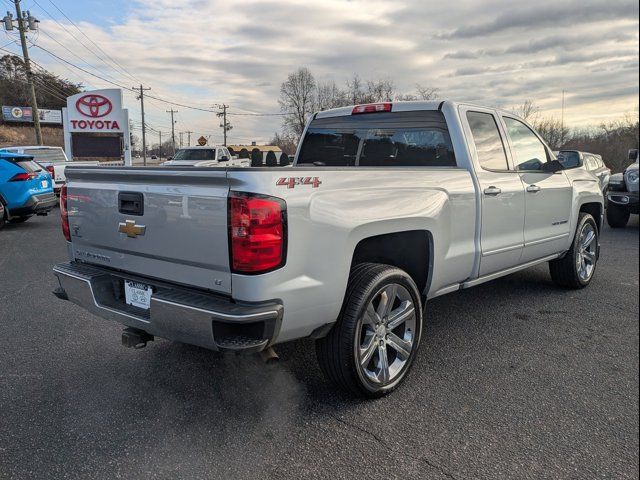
[118, 219, 146, 238]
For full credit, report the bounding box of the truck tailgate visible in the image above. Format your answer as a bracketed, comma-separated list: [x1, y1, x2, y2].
[65, 167, 231, 294]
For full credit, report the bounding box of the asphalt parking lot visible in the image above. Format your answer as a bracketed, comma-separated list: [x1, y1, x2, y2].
[1, 213, 638, 480]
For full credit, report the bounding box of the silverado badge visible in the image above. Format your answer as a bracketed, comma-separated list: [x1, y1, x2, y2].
[118, 219, 146, 238]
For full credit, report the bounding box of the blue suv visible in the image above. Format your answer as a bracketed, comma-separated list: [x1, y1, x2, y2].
[0, 150, 57, 228]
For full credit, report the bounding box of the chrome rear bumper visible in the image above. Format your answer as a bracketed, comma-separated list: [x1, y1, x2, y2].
[53, 262, 282, 352]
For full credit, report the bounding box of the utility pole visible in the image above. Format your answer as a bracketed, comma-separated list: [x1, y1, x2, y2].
[560, 90, 566, 148]
[185, 130, 193, 147]
[179, 131, 183, 148]
[216, 104, 232, 146]
[158, 131, 162, 161]
[135, 85, 151, 165]
[3, 2, 42, 144]
[166, 109, 177, 154]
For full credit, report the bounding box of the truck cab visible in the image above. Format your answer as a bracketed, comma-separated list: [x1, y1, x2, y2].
[161, 146, 249, 167]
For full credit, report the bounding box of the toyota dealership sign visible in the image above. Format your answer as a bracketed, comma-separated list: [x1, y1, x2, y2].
[62, 88, 131, 164]
[66, 89, 126, 133]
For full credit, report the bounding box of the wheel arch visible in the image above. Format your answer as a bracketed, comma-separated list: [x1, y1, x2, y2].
[350, 230, 434, 298]
[579, 201, 603, 231]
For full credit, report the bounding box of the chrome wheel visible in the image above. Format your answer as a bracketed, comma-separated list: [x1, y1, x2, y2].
[356, 283, 417, 386]
[576, 223, 597, 282]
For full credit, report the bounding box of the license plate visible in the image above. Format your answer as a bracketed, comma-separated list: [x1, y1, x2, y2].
[124, 280, 152, 310]
[41, 180, 48, 188]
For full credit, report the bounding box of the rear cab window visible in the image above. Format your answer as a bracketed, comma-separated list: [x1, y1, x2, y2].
[297, 111, 456, 167]
[173, 149, 215, 161]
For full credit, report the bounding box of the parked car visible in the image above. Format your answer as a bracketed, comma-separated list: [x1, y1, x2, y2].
[1, 146, 98, 195]
[0, 150, 56, 227]
[606, 149, 639, 228]
[161, 146, 248, 167]
[556, 150, 610, 194]
[53, 101, 604, 397]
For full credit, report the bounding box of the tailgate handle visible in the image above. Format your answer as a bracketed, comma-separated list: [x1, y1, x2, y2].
[118, 192, 144, 216]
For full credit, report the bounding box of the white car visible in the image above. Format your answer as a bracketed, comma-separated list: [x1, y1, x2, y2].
[54, 101, 604, 397]
[2, 146, 98, 194]
[161, 146, 249, 167]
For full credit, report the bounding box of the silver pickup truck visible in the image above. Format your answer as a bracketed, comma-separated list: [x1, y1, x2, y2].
[53, 101, 604, 397]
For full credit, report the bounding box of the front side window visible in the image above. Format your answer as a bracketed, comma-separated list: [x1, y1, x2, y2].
[466, 111, 509, 170]
[297, 111, 456, 167]
[503, 117, 549, 171]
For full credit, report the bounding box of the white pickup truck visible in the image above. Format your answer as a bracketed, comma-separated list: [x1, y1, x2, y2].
[2, 146, 98, 194]
[53, 101, 604, 397]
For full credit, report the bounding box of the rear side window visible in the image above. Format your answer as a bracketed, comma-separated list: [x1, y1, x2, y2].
[466, 111, 509, 170]
[503, 117, 549, 171]
[297, 111, 456, 167]
[3, 157, 42, 173]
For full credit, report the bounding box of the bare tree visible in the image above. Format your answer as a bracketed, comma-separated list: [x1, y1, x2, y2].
[415, 84, 439, 100]
[512, 99, 540, 122]
[366, 79, 395, 102]
[533, 117, 570, 150]
[346, 74, 365, 104]
[316, 80, 347, 111]
[270, 131, 299, 155]
[279, 67, 317, 137]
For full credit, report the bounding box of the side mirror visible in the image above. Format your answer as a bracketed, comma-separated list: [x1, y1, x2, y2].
[219, 156, 229, 162]
[167, 156, 173, 161]
[542, 159, 564, 173]
[629, 149, 638, 161]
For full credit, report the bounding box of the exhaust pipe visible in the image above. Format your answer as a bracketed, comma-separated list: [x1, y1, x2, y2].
[259, 346, 279, 364]
[122, 327, 154, 349]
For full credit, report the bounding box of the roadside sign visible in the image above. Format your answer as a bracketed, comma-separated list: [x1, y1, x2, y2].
[197, 136, 207, 146]
[2, 106, 62, 124]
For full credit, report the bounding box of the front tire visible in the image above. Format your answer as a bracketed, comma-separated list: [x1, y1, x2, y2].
[606, 203, 629, 228]
[316, 263, 423, 398]
[549, 213, 598, 289]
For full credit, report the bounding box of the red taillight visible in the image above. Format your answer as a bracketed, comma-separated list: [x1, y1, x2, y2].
[9, 172, 38, 181]
[46, 165, 55, 180]
[228, 192, 286, 274]
[352, 102, 392, 115]
[60, 185, 70, 241]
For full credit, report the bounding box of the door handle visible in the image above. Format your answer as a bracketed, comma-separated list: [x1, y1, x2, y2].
[526, 185, 541, 193]
[484, 186, 502, 196]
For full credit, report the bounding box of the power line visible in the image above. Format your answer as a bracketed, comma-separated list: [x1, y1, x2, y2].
[44, 0, 141, 83]
[31, 0, 139, 85]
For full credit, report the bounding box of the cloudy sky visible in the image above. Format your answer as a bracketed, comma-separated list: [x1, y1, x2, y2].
[2, 0, 638, 144]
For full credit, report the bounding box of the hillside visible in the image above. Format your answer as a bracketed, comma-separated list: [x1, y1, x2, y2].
[0, 124, 64, 148]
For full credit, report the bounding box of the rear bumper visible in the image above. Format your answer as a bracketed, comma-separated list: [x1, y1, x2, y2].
[52, 261, 283, 353]
[9, 192, 57, 217]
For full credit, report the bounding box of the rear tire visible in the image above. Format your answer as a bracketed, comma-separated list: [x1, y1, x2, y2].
[0, 206, 5, 230]
[8, 216, 31, 224]
[606, 203, 629, 228]
[549, 213, 598, 289]
[316, 263, 423, 398]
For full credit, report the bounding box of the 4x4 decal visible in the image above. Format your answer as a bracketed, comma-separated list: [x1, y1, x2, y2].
[276, 177, 322, 189]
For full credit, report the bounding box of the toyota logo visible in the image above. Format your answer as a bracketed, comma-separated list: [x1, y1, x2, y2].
[76, 94, 113, 118]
